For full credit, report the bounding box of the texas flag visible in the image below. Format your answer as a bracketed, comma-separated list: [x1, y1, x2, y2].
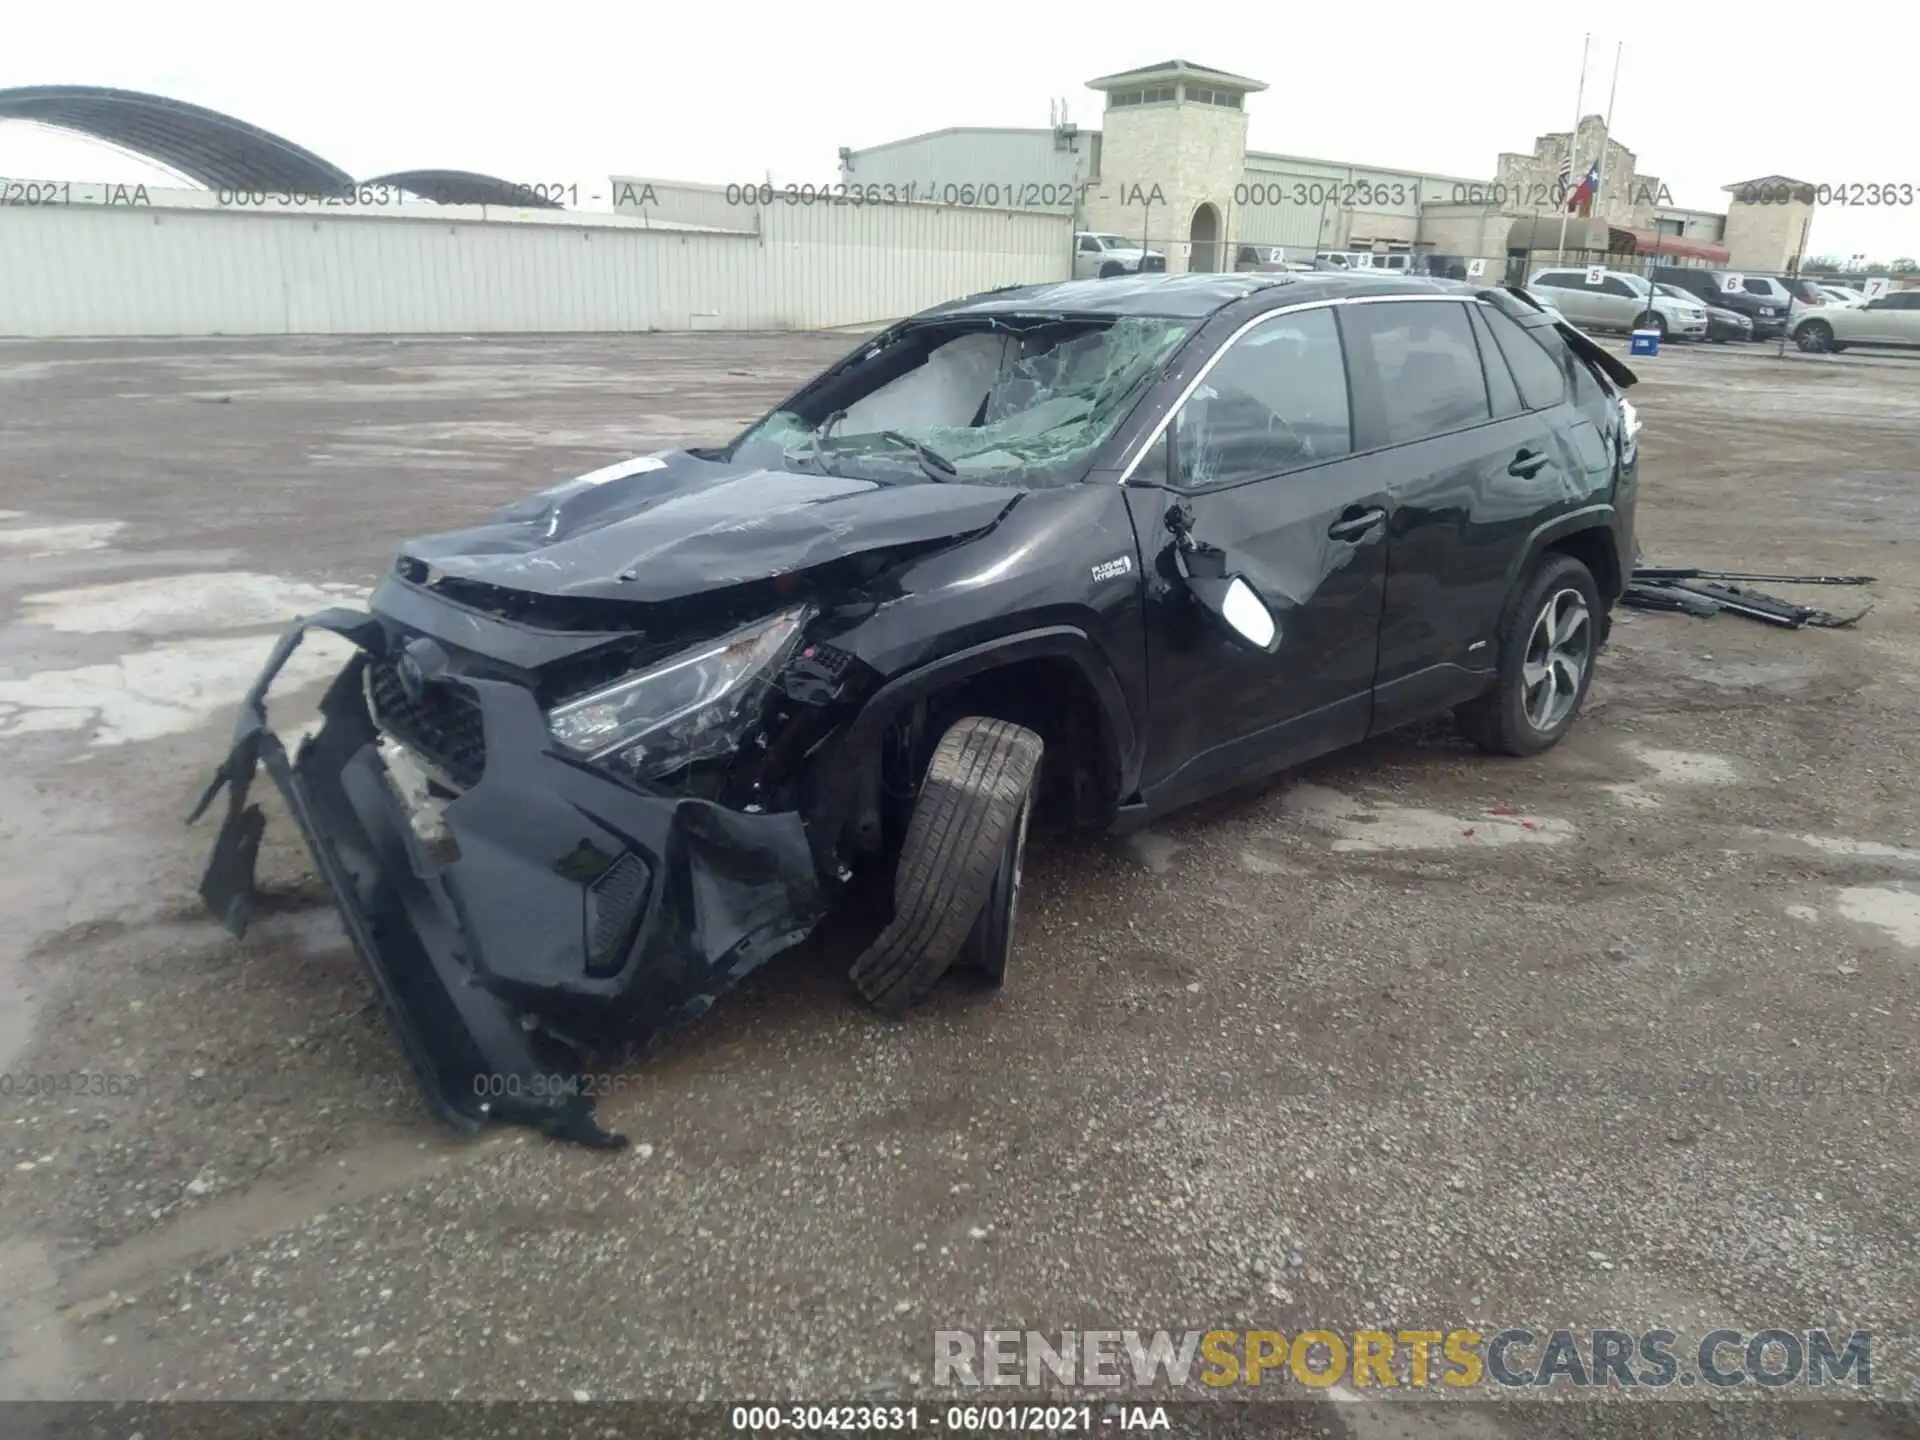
[1567, 160, 1601, 216]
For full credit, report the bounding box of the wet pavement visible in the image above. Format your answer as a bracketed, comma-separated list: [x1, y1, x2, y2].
[1, 333, 1918, 1437]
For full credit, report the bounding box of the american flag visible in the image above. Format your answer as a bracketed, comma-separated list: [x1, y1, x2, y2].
[1556, 151, 1575, 204]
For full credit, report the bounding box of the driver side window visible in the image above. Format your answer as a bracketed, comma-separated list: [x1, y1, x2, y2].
[1170, 307, 1351, 492]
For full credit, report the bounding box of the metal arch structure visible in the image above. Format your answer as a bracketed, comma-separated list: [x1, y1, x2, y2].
[0, 84, 356, 195]
[362, 170, 564, 208]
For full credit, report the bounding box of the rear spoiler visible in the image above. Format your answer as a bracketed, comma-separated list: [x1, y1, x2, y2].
[1495, 284, 1640, 390]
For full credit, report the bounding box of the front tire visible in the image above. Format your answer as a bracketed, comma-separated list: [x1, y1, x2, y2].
[849, 717, 1044, 1014]
[1098, 261, 1126, 279]
[1796, 320, 1834, 353]
[1636, 311, 1668, 339]
[1455, 554, 1602, 757]
[956, 785, 1033, 986]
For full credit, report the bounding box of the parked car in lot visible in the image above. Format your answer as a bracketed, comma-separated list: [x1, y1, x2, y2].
[1650, 267, 1788, 339]
[1790, 289, 1920, 352]
[1779, 275, 1838, 308]
[1817, 284, 1867, 307]
[1234, 245, 1314, 274]
[1656, 283, 1751, 342]
[192, 272, 1642, 1147]
[1529, 266, 1709, 340]
[1075, 231, 1167, 279]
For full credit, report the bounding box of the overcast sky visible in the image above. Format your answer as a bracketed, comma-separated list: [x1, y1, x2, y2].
[3, 1, 1915, 263]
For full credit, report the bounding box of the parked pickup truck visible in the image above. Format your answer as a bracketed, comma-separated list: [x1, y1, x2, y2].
[1074, 231, 1167, 279]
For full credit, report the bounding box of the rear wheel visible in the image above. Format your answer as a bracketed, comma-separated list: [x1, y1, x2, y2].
[1455, 554, 1601, 757]
[849, 717, 1044, 1014]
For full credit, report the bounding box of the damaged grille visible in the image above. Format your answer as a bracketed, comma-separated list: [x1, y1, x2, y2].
[365, 660, 487, 790]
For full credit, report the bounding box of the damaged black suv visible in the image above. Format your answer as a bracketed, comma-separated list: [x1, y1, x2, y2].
[193, 273, 1641, 1147]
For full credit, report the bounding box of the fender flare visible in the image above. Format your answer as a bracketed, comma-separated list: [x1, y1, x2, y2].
[1503, 505, 1625, 603]
[816, 626, 1141, 851]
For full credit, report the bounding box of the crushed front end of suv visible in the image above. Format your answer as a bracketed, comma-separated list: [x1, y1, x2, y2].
[193, 273, 1640, 1147]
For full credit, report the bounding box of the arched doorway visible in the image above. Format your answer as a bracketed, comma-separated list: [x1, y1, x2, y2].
[1188, 202, 1221, 273]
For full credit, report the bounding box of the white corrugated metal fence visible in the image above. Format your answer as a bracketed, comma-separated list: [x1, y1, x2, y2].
[0, 194, 1074, 337]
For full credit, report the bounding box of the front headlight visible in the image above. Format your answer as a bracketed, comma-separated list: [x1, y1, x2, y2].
[548, 607, 809, 780]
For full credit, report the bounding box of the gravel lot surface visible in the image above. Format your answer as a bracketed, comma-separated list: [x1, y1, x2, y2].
[1, 332, 1917, 1438]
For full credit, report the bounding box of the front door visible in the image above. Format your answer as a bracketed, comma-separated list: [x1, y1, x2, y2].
[1856, 293, 1920, 344]
[1124, 303, 1389, 808]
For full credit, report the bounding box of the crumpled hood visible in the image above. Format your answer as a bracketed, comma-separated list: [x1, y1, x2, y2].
[398, 450, 1023, 604]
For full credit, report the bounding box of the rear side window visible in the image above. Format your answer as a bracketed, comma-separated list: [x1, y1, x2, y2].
[1533, 272, 1578, 289]
[1480, 305, 1568, 410]
[1170, 307, 1352, 490]
[1343, 300, 1491, 445]
[1467, 308, 1522, 418]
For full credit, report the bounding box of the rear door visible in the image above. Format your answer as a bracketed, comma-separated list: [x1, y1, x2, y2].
[1124, 303, 1390, 805]
[1337, 297, 1574, 732]
[1885, 293, 1920, 346]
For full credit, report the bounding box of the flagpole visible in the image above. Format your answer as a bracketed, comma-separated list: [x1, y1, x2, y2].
[1556, 33, 1591, 263]
[1596, 42, 1622, 256]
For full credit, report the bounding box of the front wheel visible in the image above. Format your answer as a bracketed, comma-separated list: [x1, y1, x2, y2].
[1454, 554, 1602, 757]
[1795, 320, 1833, 353]
[1636, 311, 1668, 339]
[848, 717, 1044, 1013]
[956, 785, 1033, 986]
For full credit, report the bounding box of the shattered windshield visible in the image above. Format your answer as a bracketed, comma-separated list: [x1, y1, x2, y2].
[734, 316, 1195, 489]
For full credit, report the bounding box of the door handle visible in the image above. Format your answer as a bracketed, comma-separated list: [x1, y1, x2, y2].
[1508, 448, 1549, 478]
[1327, 506, 1386, 541]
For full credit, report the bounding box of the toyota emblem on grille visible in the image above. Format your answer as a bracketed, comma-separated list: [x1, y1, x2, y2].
[397, 637, 448, 702]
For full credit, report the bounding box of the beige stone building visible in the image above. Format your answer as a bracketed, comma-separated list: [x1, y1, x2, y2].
[839, 58, 1817, 277]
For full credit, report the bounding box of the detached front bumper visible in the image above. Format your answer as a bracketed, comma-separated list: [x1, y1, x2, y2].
[189, 608, 826, 1147]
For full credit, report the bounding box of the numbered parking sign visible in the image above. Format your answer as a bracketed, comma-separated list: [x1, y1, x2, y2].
[1864, 276, 1889, 298]
[1584, 265, 1605, 285]
[1179, 243, 1192, 259]
[1466, 257, 1487, 277]
[1721, 274, 1745, 293]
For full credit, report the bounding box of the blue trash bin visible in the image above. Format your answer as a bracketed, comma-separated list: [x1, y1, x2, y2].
[1629, 329, 1661, 357]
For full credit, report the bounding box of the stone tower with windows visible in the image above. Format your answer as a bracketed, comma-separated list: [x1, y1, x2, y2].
[1079, 61, 1265, 275]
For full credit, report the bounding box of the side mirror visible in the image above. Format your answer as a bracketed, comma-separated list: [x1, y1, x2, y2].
[1166, 505, 1277, 650]
[1180, 563, 1278, 651]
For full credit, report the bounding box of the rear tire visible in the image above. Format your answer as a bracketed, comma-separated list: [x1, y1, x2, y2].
[849, 717, 1044, 1014]
[1454, 553, 1601, 758]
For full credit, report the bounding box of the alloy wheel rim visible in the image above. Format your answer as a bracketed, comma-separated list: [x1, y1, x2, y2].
[1004, 793, 1032, 939]
[1522, 588, 1592, 732]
